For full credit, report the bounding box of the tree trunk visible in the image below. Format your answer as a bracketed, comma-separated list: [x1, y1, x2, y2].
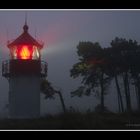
[115, 75, 124, 112]
[126, 72, 132, 112]
[135, 78, 140, 112]
[117, 92, 121, 112]
[100, 72, 105, 112]
[137, 86, 140, 111]
[123, 72, 132, 113]
[135, 84, 140, 111]
[57, 91, 66, 113]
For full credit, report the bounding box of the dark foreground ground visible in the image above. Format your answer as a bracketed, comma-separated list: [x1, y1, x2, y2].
[0, 112, 140, 130]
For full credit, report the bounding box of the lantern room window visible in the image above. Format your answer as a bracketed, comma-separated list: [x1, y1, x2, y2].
[10, 46, 17, 59]
[10, 45, 40, 60]
[17, 45, 33, 60]
[32, 46, 40, 60]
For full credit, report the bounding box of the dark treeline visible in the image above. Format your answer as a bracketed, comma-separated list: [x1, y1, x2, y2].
[41, 37, 140, 114]
[70, 37, 140, 113]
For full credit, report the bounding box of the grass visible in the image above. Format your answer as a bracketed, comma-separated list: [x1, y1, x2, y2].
[0, 111, 140, 130]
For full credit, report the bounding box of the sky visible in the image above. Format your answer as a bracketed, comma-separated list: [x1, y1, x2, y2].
[0, 10, 140, 116]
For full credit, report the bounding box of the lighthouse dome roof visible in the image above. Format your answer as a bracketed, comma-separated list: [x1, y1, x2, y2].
[8, 24, 43, 49]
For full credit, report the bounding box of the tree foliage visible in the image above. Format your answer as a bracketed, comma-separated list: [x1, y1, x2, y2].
[40, 79, 66, 113]
[40, 79, 56, 99]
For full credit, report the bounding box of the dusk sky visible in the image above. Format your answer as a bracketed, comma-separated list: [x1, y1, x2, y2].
[0, 10, 140, 116]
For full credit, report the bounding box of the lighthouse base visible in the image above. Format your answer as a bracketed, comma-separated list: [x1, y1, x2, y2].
[9, 76, 40, 119]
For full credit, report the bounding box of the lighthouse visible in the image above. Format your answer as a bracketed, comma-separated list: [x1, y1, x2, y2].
[2, 22, 47, 118]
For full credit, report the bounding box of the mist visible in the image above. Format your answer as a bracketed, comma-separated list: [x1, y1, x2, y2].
[0, 10, 140, 117]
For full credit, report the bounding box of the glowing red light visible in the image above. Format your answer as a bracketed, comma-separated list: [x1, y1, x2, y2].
[17, 45, 33, 60]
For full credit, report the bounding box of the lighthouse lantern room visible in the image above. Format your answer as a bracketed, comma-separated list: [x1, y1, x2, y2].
[2, 23, 47, 118]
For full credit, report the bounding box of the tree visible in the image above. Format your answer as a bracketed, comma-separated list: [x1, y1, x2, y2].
[110, 37, 140, 113]
[127, 41, 140, 112]
[40, 79, 66, 113]
[103, 46, 124, 113]
[70, 42, 111, 112]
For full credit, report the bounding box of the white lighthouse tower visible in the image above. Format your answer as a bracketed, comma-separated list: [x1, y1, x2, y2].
[2, 22, 47, 118]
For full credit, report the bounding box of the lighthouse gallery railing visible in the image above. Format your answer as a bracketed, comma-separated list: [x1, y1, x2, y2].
[2, 60, 47, 78]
